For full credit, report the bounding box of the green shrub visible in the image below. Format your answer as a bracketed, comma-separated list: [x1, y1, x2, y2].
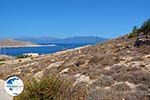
[0, 62, 5, 65]
[14, 75, 87, 100]
[140, 18, 150, 33]
[16, 55, 31, 59]
[128, 31, 140, 38]
[128, 18, 150, 38]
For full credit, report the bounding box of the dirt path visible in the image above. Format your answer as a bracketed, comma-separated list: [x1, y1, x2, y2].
[0, 80, 13, 100]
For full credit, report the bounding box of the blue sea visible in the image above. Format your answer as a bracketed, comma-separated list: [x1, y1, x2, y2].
[0, 43, 92, 56]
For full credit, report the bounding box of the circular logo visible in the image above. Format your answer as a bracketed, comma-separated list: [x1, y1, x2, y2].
[4, 76, 24, 96]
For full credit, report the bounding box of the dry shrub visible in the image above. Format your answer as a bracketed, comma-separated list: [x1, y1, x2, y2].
[0, 58, 6, 61]
[90, 75, 115, 88]
[14, 75, 87, 100]
[87, 87, 149, 100]
[111, 83, 131, 91]
[112, 71, 150, 85]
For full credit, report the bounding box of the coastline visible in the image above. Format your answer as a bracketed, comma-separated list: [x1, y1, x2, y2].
[0, 44, 91, 57]
[0, 44, 56, 48]
[42, 45, 91, 56]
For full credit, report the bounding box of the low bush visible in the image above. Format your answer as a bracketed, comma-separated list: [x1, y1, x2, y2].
[0, 58, 6, 61]
[90, 75, 115, 88]
[0, 62, 5, 65]
[16, 55, 31, 59]
[14, 75, 87, 100]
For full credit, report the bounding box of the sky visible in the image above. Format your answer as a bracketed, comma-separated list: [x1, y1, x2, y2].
[0, 0, 150, 39]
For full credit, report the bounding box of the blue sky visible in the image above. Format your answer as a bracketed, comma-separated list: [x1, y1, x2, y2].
[0, 0, 149, 39]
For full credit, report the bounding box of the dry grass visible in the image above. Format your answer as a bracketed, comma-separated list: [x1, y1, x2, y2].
[14, 75, 87, 100]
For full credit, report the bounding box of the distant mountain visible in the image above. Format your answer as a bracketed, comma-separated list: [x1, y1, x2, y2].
[53, 36, 107, 44]
[0, 39, 36, 47]
[16, 37, 60, 44]
[16, 36, 108, 44]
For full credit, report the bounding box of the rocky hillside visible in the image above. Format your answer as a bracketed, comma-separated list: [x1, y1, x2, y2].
[0, 20, 150, 100]
[0, 39, 36, 47]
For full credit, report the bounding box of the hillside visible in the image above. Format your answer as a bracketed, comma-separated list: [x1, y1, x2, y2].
[0, 39, 37, 47]
[0, 20, 150, 100]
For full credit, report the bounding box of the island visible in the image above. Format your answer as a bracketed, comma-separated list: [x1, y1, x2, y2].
[0, 39, 40, 48]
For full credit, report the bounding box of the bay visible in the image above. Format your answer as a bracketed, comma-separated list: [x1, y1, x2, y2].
[0, 43, 91, 56]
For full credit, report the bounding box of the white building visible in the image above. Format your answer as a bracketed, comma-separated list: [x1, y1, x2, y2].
[23, 53, 39, 57]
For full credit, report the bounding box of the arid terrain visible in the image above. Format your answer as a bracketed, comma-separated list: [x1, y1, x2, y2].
[0, 29, 150, 99]
[0, 39, 37, 47]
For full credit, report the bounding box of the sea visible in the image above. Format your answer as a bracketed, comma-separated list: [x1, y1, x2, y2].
[0, 43, 93, 56]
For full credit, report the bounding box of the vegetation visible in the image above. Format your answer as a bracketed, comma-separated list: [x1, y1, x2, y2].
[128, 18, 150, 38]
[0, 58, 5, 65]
[0, 62, 5, 65]
[0, 58, 6, 61]
[140, 18, 150, 33]
[16, 55, 31, 59]
[14, 75, 87, 100]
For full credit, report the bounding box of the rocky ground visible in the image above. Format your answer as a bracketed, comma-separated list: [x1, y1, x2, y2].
[0, 33, 150, 100]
